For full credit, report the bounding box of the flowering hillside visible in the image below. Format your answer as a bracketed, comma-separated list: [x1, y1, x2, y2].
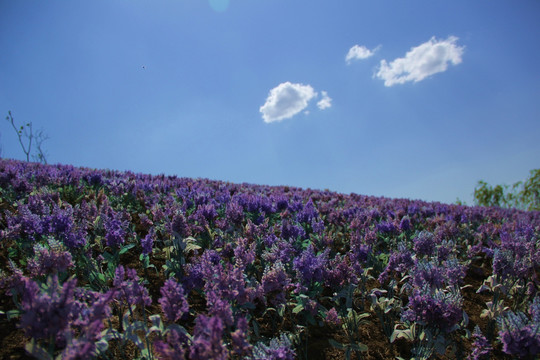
[0, 159, 539, 360]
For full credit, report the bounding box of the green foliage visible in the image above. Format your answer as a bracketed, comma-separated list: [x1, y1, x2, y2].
[474, 169, 540, 211]
[329, 309, 370, 360]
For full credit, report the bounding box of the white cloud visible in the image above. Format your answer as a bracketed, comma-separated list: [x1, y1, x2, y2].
[317, 91, 332, 110]
[260, 82, 317, 123]
[345, 45, 377, 64]
[375, 36, 464, 86]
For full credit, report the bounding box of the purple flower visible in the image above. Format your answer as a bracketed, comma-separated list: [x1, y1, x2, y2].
[19, 275, 77, 340]
[72, 289, 113, 334]
[61, 338, 96, 360]
[198, 203, 218, 222]
[296, 199, 318, 224]
[189, 315, 227, 360]
[261, 261, 291, 307]
[184, 250, 220, 292]
[275, 197, 289, 212]
[234, 237, 256, 268]
[492, 226, 538, 282]
[103, 215, 127, 248]
[141, 231, 154, 255]
[530, 296, 540, 324]
[6, 205, 44, 240]
[378, 243, 414, 283]
[0, 261, 26, 298]
[467, 326, 492, 360]
[293, 245, 329, 285]
[231, 317, 252, 357]
[493, 249, 528, 280]
[325, 308, 342, 327]
[437, 240, 454, 262]
[402, 287, 463, 333]
[351, 243, 371, 264]
[206, 290, 234, 327]
[412, 260, 445, 289]
[413, 231, 436, 257]
[262, 238, 295, 264]
[497, 302, 540, 358]
[325, 254, 356, 290]
[252, 334, 296, 360]
[85, 173, 103, 187]
[112, 266, 151, 307]
[27, 239, 74, 277]
[170, 210, 191, 238]
[281, 220, 305, 240]
[376, 221, 396, 234]
[443, 258, 466, 286]
[47, 205, 73, 234]
[159, 278, 189, 323]
[200, 250, 259, 307]
[154, 327, 187, 360]
[399, 216, 412, 232]
[311, 219, 325, 234]
[226, 201, 244, 226]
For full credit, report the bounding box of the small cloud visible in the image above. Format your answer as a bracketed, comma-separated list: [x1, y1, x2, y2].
[317, 91, 332, 110]
[345, 45, 378, 64]
[375, 36, 464, 86]
[209, 0, 230, 12]
[260, 82, 317, 123]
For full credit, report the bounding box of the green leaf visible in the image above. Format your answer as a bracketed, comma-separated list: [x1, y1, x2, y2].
[184, 237, 202, 253]
[434, 340, 447, 355]
[167, 324, 192, 341]
[252, 318, 260, 338]
[102, 251, 115, 263]
[350, 343, 368, 352]
[148, 314, 163, 333]
[277, 304, 286, 318]
[25, 339, 52, 360]
[102, 328, 121, 341]
[95, 338, 109, 354]
[7, 247, 18, 259]
[97, 273, 107, 283]
[328, 339, 346, 350]
[292, 304, 304, 314]
[119, 243, 135, 255]
[6, 309, 22, 320]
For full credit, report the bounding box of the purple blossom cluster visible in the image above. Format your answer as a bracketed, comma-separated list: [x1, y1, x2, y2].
[378, 243, 415, 283]
[413, 231, 436, 257]
[112, 265, 151, 307]
[26, 238, 74, 277]
[292, 245, 329, 286]
[153, 327, 187, 360]
[5, 200, 87, 248]
[402, 287, 463, 333]
[252, 334, 296, 360]
[159, 278, 189, 323]
[261, 261, 291, 307]
[19, 275, 78, 340]
[13, 273, 113, 358]
[492, 224, 539, 283]
[496, 298, 540, 358]
[189, 315, 227, 360]
[103, 213, 128, 248]
[467, 326, 492, 360]
[1, 158, 539, 359]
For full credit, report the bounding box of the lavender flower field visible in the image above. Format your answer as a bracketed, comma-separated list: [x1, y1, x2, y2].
[0, 159, 539, 360]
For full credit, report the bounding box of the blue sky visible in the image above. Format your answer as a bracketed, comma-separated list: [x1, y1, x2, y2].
[1, 0, 539, 205]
